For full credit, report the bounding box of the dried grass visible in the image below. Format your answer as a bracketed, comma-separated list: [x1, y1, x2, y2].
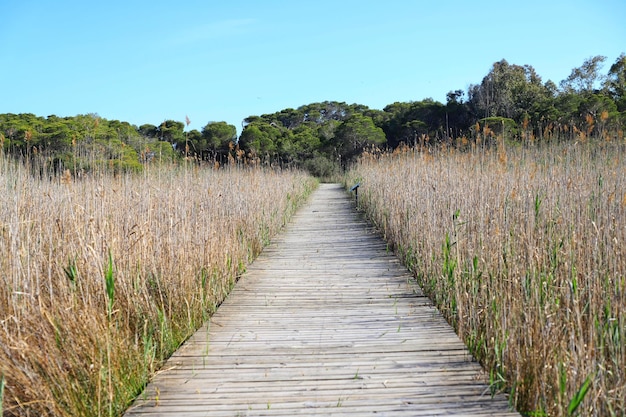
[0, 158, 316, 416]
[346, 140, 625, 416]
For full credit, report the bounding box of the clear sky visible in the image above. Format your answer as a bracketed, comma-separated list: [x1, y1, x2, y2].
[1, 0, 624, 134]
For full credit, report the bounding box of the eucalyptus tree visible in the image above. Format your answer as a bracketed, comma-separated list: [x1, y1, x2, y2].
[560, 55, 607, 94]
[605, 53, 626, 111]
[468, 60, 552, 122]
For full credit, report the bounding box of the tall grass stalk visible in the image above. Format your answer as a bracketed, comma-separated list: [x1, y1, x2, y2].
[346, 140, 625, 416]
[1, 373, 4, 416]
[0, 156, 316, 416]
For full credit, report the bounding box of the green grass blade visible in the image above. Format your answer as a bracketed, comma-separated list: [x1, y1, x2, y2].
[0, 372, 5, 416]
[568, 375, 592, 415]
[105, 250, 115, 315]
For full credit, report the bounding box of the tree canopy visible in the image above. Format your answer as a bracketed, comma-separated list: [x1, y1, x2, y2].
[1, 53, 624, 176]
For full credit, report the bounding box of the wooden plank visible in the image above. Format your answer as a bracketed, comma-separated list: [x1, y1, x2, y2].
[124, 183, 519, 416]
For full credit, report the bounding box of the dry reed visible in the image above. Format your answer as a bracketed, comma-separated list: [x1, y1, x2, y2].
[0, 157, 316, 416]
[346, 140, 625, 416]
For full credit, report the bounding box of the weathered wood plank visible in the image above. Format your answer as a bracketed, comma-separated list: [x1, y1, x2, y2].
[124, 183, 519, 416]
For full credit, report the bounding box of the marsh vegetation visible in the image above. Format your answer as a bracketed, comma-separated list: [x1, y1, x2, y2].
[346, 138, 625, 416]
[0, 158, 315, 416]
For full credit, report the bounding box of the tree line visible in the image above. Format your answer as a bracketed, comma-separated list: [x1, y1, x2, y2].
[1, 54, 624, 176]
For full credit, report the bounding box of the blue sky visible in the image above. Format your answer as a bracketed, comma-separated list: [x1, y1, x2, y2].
[1, 0, 624, 133]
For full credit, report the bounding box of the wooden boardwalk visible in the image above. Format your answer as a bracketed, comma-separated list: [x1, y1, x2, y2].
[125, 183, 519, 417]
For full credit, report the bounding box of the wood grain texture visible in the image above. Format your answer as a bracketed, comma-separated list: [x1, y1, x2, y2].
[125, 183, 519, 417]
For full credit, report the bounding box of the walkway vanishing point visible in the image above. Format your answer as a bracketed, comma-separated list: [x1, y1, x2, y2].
[125, 184, 520, 417]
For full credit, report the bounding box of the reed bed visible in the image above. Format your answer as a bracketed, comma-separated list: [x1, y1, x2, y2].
[0, 157, 316, 417]
[346, 140, 625, 416]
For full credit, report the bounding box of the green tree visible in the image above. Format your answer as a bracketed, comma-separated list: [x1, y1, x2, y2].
[144, 141, 177, 164]
[201, 121, 237, 161]
[41, 121, 72, 152]
[292, 124, 321, 158]
[333, 114, 386, 164]
[0, 113, 46, 153]
[604, 53, 626, 111]
[138, 124, 159, 138]
[381, 102, 412, 147]
[98, 139, 142, 172]
[238, 122, 280, 161]
[185, 129, 203, 157]
[468, 60, 552, 124]
[382, 100, 446, 147]
[158, 120, 185, 148]
[560, 55, 607, 94]
[445, 90, 473, 139]
[106, 120, 138, 144]
[273, 108, 305, 129]
[317, 119, 340, 145]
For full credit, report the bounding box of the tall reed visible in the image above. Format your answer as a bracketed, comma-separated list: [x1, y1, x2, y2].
[0, 156, 316, 416]
[346, 140, 625, 416]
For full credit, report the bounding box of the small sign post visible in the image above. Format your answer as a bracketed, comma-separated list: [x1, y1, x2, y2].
[350, 182, 360, 207]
